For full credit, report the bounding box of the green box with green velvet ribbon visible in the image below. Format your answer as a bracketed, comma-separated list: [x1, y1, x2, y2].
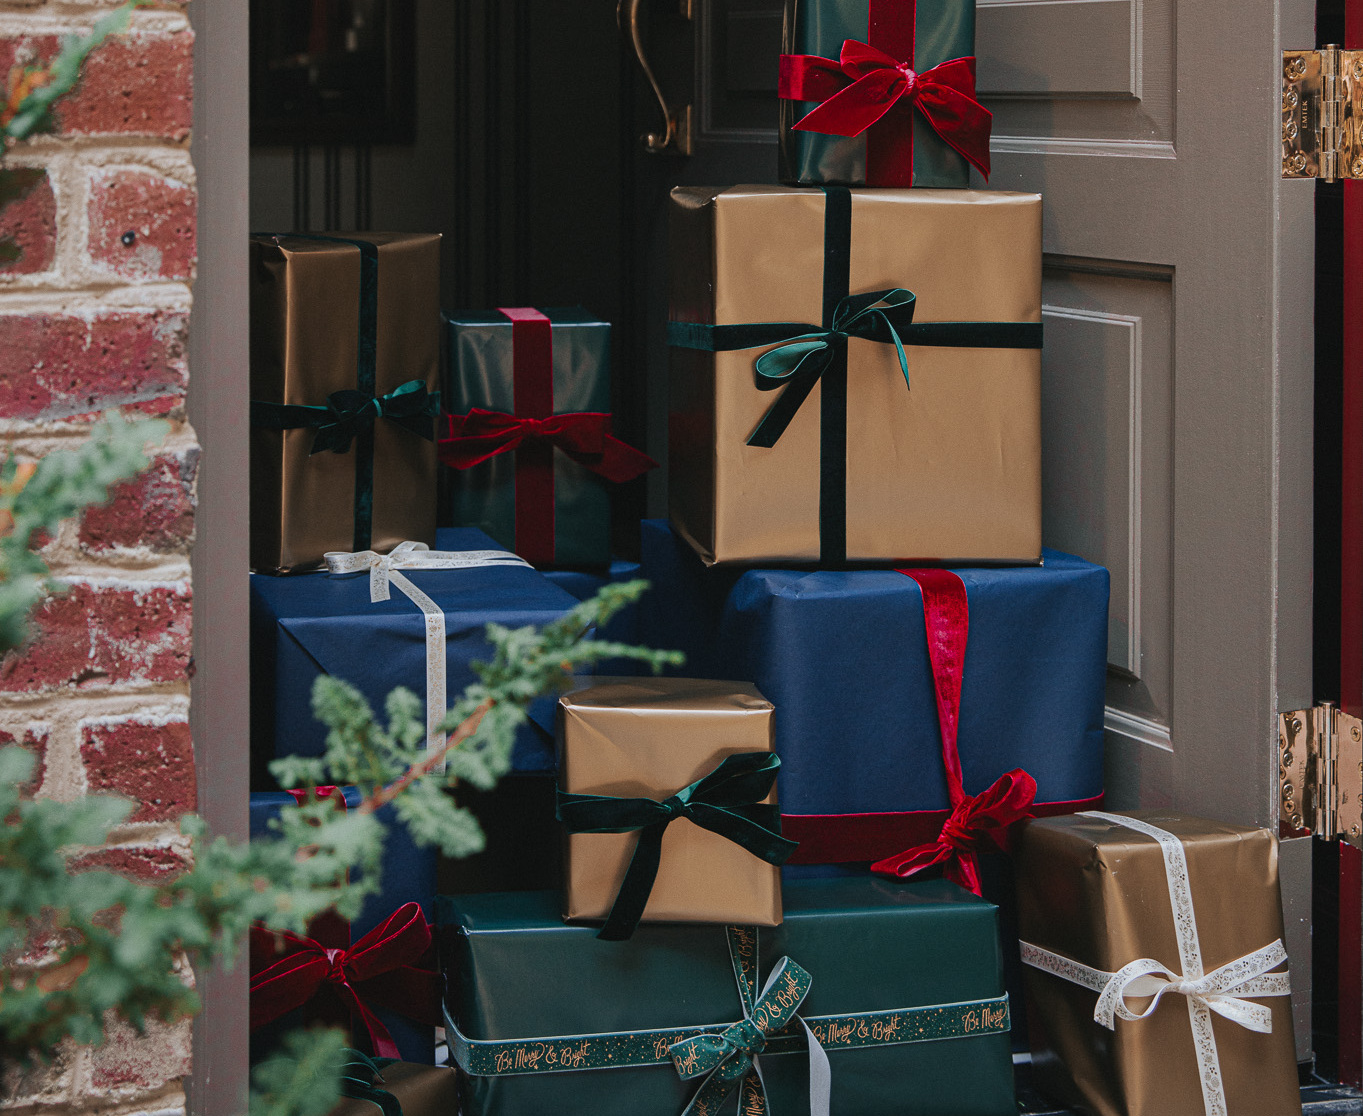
[437, 875, 1016, 1116]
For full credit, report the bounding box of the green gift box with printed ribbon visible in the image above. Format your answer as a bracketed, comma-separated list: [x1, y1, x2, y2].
[437, 875, 1016, 1116]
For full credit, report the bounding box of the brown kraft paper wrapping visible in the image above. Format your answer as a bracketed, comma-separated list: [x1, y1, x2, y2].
[327, 1062, 457, 1116]
[1015, 812, 1300, 1116]
[668, 186, 1041, 566]
[558, 677, 783, 928]
[250, 232, 441, 573]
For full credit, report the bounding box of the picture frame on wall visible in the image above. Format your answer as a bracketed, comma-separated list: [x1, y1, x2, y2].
[249, 0, 417, 146]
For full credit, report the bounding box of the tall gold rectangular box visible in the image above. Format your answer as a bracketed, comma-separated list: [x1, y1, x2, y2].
[558, 678, 783, 928]
[668, 186, 1041, 566]
[250, 232, 440, 573]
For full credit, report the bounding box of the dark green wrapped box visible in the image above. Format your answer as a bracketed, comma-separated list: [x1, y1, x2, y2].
[440, 308, 623, 568]
[438, 876, 1015, 1116]
[780, 0, 978, 188]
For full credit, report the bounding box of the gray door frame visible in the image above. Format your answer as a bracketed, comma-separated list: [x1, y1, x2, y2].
[186, 0, 251, 1111]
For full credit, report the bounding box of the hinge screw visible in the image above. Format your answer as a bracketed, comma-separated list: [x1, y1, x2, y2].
[1283, 750, 1294, 767]
[1288, 56, 1307, 79]
[1290, 717, 1302, 733]
[1284, 90, 1299, 110]
[1290, 153, 1309, 172]
[1284, 120, 1299, 140]
[1352, 59, 1363, 79]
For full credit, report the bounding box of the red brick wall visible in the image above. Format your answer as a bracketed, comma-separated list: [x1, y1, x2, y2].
[0, 1, 198, 1111]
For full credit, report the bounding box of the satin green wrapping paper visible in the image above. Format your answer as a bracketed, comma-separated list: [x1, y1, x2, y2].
[438, 876, 1016, 1116]
[442, 308, 613, 567]
[779, 0, 975, 187]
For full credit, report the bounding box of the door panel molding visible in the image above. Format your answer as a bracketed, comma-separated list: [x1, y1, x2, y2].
[991, 135, 1175, 159]
[977, 0, 1139, 99]
[1042, 304, 1142, 675]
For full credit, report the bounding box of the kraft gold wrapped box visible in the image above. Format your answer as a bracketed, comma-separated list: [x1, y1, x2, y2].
[668, 185, 1042, 566]
[1015, 812, 1300, 1116]
[250, 232, 442, 574]
[329, 1060, 457, 1116]
[557, 678, 790, 938]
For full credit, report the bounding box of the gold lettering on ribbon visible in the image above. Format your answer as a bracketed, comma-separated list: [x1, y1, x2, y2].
[741, 1075, 765, 1116]
[810, 1023, 828, 1044]
[823, 1020, 856, 1045]
[494, 1050, 515, 1073]
[871, 1015, 902, 1041]
[731, 928, 756, 960]
[674, 1048, 701, 1076]
[554, 1040, 590, 1068]
[654, 1036, 673, 1061]
[752, 1007, 770, 1031]
[962, 1009, 980, 1034]
[983, 1004, 1007, 1031]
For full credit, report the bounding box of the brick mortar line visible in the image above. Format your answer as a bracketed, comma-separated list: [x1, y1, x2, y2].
[0, 281, 194, 307]
[0, 11, 190, 35]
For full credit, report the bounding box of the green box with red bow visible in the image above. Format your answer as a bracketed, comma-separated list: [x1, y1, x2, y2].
[779, 0, 992, 187]
[439, 308, 655, 568]
[438, 875, 1016, 1116]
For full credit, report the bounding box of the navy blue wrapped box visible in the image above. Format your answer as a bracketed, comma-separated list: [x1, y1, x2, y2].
[249, 789, 438, 1064]
[637, 519, 1109, 861]
[250, 527, 578, 783]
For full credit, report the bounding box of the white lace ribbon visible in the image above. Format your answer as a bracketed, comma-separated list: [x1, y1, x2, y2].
[1018, 811, 1292, 1116]
[323, 541, 530, 762]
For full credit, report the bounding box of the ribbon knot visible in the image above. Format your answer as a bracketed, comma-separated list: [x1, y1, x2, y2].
[668, 955, 828, 1116]
[438, 408, 656, 483]
[779, 37, 992, 181]
[249, 902, 441, 1061]
[557, 752, 797, 941]
[323, 542, 529, 758]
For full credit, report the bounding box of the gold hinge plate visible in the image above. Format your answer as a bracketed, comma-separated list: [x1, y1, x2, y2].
[1279, 703, 1363, 846]
[1282, 46, 1363, 180]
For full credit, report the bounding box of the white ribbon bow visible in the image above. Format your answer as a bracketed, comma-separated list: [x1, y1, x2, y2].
[1019, 811, 1292, 1116]
[323, 542, 530, 763]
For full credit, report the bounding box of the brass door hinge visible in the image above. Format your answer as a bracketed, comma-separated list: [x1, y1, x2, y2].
[1282, 46, 1363, 180]
[1279, 702, 1363, 846]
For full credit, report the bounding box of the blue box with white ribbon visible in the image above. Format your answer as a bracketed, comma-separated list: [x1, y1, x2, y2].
[249, 527, 581, 786]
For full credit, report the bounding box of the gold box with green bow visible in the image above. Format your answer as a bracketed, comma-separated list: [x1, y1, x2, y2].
[250, 232, 442, 574]
[437, 876, 1016, 1116]
[557, 678, 792, 939]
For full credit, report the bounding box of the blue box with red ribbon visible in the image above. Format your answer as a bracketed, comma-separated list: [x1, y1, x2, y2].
[248, 788, 440, 1064]
[779, 0, 992, 188]
[637, 518, 1110, 868]
[439, 308, 654, 568]
[249, 527, 581, 784]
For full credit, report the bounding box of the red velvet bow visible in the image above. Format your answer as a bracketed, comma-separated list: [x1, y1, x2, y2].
[249, 902, 440, 1060]
[438, 408, 657, 484]
[779, 39, 991, 179]
[870, 769, 1037, 895]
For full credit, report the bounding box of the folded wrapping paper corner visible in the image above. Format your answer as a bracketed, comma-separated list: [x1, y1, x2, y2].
[1017, 812, 1299, 1116]
[335, 1051, 458, 1116]
[440, 307, 655, 566]
[557, 751, 798, 940]
[250, 902, 442, 1061]
[323, 541, 530, 757]
[779, 7, 991, 186]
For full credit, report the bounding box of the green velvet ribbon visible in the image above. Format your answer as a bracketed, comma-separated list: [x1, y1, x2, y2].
[338, 1049, 402, 1116]
[556, 752, 798, 942]
[666, 291, 1043, 449]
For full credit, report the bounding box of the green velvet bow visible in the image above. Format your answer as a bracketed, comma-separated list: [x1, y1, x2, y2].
[556, 752, 798, 942]
[251, 379, 440, 456]
[338, 1049, 401, 1116]
[669, 954, 829, 1116]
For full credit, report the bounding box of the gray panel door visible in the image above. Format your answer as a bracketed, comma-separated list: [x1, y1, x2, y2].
[976, 0, 1316, 826]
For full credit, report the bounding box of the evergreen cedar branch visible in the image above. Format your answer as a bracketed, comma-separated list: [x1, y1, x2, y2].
[0, 7, 683, 1109]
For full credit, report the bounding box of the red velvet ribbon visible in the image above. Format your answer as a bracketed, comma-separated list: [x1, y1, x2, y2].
[864, 569, 1036, 895]
[439, 408, 656, 483]
[778, 0, 992, 186]
[249, 902, 440, 1061]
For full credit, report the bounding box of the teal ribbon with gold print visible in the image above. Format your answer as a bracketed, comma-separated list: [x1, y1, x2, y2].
[446, 925, 1010, 1115]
